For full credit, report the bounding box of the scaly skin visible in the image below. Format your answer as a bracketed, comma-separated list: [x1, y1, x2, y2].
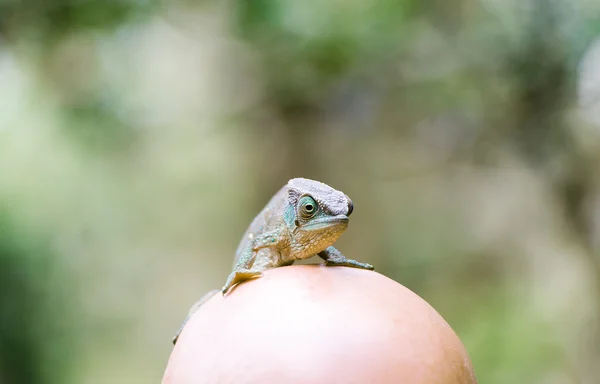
[172, 178, 374, 344]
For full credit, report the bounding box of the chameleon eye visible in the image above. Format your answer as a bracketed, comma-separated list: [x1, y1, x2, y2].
[299, 196, 318, 219]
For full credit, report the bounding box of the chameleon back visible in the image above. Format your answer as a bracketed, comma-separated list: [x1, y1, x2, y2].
[232, 185, 289, 267]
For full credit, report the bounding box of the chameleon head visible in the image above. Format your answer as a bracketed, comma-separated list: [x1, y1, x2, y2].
[285, 178, 354, 258]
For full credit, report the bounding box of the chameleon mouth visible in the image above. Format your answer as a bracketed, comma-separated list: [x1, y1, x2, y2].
[302, 215, 349, 230]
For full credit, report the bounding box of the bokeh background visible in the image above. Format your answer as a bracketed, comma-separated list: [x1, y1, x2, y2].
[1, 0, 600, 383]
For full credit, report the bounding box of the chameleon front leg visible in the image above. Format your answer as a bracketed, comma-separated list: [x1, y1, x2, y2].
[221, 229, 284, 295]
[173, 229, 283, 344]
[318, 246, 374, 270]
[172, 288, 219, 345]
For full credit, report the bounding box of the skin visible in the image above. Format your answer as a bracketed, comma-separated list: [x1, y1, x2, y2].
[172, 178, 374, 344]
[163, 266, 478, 384]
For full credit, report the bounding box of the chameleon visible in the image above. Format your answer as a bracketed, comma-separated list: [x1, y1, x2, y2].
[172, 178, 374, 344]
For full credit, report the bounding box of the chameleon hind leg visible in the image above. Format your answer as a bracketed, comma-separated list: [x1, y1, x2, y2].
[318, 246, 374, 270]
[172, 288, 219, 345]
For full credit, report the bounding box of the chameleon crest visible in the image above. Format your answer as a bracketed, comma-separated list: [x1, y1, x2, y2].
[172, 178, 373, 344]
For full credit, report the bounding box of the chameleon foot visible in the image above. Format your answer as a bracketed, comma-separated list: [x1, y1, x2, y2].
[318, 246, 374, 271]
[325, 259, 374, 270]
[222, 269, 263, 295]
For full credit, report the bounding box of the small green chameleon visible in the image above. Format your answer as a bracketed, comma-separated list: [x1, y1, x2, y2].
[172, 178, 374, 344]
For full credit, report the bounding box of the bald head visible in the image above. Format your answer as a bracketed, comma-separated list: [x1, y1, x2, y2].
[163, 265, 477, 384]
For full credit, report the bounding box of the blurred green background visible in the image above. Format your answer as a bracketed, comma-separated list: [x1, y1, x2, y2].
[1, 0, 600, 383]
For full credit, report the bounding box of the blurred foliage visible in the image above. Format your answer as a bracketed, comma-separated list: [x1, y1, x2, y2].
[1, 0, 600, 383]
[0, 0, 158, 42]
[0, 213, 74, 384]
